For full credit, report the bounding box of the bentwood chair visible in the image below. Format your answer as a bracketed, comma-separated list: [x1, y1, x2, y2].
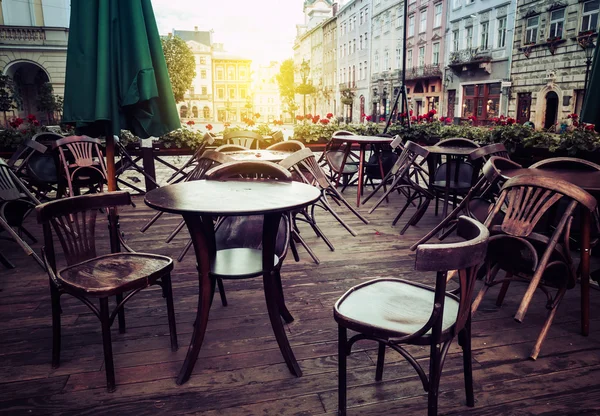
[8, 139, 59, 201]
[52, 136, 108, 197]
[223, 130, 263, 149]
[214, 144, 248, 152]
[165, 132, 216, 183]
[266, 140, 305, 152]
[204, 160, 293, 317]
[37, 192, 178, 391]
[322, 130, 360, 189]
[471, 175, 597, 359]
[335, 216, 489, 416]
[0, 159, 44, 269]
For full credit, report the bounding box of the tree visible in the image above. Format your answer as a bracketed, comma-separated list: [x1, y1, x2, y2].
[276, 59, 298, 121]
[0, 75, 18, 127]
[161, 35, 196, 103]
[36, 82, 60, 123]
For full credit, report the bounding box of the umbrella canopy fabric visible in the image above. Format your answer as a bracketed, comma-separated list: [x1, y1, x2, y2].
[63, 0, 180, 140]
[582, 43, 600, 130]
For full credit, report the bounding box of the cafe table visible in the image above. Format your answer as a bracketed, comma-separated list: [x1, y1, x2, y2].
[500, 167, 600, 337]
[145, 179, 320, 384]
[223, 149, 293, 162]
[331, 135, 394, 207]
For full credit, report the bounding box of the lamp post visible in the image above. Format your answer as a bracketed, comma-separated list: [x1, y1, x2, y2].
[300, 59, 310, 116]
[580, 35, 596, 117]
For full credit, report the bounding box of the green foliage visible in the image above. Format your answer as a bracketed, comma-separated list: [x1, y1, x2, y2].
[551, 128, 599, 154]
[296, 82, 317, 96]
[0, 75, 18, 113]
[293, 120, 380, 143]
[485, 124, 535, 152]
[276, 59, 298, 119]
[161, 36, 196, 103]
[158, 124, 204, 148]
[36, 82, 62, 123]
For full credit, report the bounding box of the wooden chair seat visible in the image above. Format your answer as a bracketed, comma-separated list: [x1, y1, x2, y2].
[59, 252, 173, 297]
[210, 248, 280, 279]
[335, 279, 459, 338]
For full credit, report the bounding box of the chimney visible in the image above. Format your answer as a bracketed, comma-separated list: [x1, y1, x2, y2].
[194, 26, 198, 31]
[333, 3, 338, 16]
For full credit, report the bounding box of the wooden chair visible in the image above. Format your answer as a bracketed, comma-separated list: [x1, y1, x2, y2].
[468, 143, 510, 161]
[266, 140, 305, 152]
[7, 139, 59, 201]
[0, 159, 44, 269]
[52, 136, 108, 197]
[214, 143, 249, 152]
[410, 156, 522, 248]
[204, 160, 293, 316]
[223, 130, 263, 149]
[36, 192, 178, 391]
[335, 216, 489, 416]
[471, 175, 597, 359]
[165, 132, 216, 183]
[322, 130, 360, 190]
[362, 141, 434, 234]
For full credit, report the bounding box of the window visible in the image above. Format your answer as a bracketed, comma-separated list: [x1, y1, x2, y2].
[240, 68, 247, 79]
[396, 8, 403, 28]
[418, 46, 425, 67]
[462, 83, 501, 119]
[432, 42, 440, 65]
[227, 66, 235, 80]
[466, 0, 474, 4]
[374, 50, 380, 72]
[353, 38, 357, 53]
[352, 65, 356, 84]
[480, 21, 489, 49]
[407, 49, 413, 68]
[229, 88, 235, 99]
[453, 30, 459, 51]
[419, 11, 427, 33]
[201, 69, 207, 79]
[240, 89, 246, 99]
[525, 16, 539, 44]
[199, 56, 206, 65]
[360, 10, 364, 25]
[408, 15, 415, 36]
[359, 62, 363, 80]
[385, 13, 391, 32]
[396, 47, 402, 68]
[497, 17, 507, 48]
[217, 88, 224, 99]
[549, 9, 565, 39]
[364, 61, 368, 79]
[216, 68, 224, 80]
[201, 86, 207, 95]
[384, 50, 390, 70]
[365, 32, 368, 44]
[434, 4, 442, 27]
[453, 0, 461, 9]
[582, 0, 599, 32]
[466, 26, 473, 48]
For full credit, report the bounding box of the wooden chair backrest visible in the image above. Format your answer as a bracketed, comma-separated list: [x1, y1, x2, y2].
[266, 140, 305, 152]
[223, 130, 263, 149]
[279, 147, 330, 189]
[469, 143, 509, 161]
[390, 135, 403, 151]
[530, 157, 600, 172]
[0, 159, 22, 201]
[437, 138, 480, 148]
[415, 216, 488, 333]
[188, 151, 234, 181]
[36, 191, 132, 269]
[6, 139, 48, 172]
[215, 144, 248, 152]
[205, 160, 293, 181]
[388, 140, 429, 177]
[32, 132, 63, 143]
[53, 135, 107, 175]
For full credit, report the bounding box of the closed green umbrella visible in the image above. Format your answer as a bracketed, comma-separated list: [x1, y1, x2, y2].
[63, 0, 180, 191]
[581, 42, 600, 130]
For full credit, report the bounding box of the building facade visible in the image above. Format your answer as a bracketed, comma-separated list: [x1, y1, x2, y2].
[323, 15, 339, 116]
[404, 0, 447, 117]
[370, 0, 403, 121]
[338, 0, 372, 122]
[509, 0, 599, 128]
[212, 48, 252, 123]
[0, 0, 70, 123]
[444, 0, 517, 122]
[253, 61, 283, 122]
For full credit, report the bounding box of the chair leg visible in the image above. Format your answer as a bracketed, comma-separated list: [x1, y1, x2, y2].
[216, 277, 228, 306]
[471, 264, 500, 314]
[274, 270, 294, 323]
[162, 273, 179, 352]
[99, 297, 116, 392]
[375, 342, 386, 381]
[0, 251, 15, 268]
[530, 290, 565, 360]
[177, 239, 194, 262]
[50, 284, 62, 369]
[338, 325, 348, 416]
[115, 293, 126, 334]
[427, 342, 442, 416]
[289, 237, 301, 262]
[495, 275, 512, 307]
[459, 317, 475, 407]
[292, 229, 321, 265]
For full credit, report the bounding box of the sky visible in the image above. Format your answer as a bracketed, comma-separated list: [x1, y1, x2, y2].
[151, 0, 306, 65]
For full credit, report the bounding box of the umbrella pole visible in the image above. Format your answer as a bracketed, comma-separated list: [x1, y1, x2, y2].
[105, 126, 120, 254]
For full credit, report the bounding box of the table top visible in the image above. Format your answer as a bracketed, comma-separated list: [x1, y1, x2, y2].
[423, 145, 478, 156]
[223, 149, 293, 162]
[331, 135, 394, 144]
[501, 168, 600, 192]
[145, 180, 321, 216]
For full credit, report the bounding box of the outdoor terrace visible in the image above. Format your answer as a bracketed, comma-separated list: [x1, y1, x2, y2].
[1, 188, 600, 415]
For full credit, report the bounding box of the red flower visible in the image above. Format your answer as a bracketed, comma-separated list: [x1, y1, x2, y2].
[32, 120, 40, 126]
[296, 115, 304, 121]
[568, 113, 579, 120]
[585, 124, 595, 131]
[312, 115, 320, 124]
[445, 117, 453, 124]
[410, 116, 417, 122]
[254, 113, 261, 119]
[573, 121, 580, 127]
[224, 122, 231, 127]
[380, 116, 386, 121]
[326, 112, 334, 119]
[27, 114, 37, 121]
[409, 110, 413, 116]
[365, 115, 372, 121]
[430, 109, 437, 115]
[506, 117, 516, 125]
[305, 113, 313, 119]
[320, 118, 330, 125]
[206, 124, 213, 131]
[186, 120, 195, 126]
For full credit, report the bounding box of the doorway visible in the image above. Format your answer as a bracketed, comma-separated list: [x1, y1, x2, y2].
[544, 91, 559, 129]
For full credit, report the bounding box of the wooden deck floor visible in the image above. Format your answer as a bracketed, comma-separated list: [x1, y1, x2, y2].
[1, 191, 600, 415]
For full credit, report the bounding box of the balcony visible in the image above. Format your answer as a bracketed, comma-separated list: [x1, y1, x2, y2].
[448, 48, 493, 73]
[405, 64, 443, 80]
[0, 25, 69, 47]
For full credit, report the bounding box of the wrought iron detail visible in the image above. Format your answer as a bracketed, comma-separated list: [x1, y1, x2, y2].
[405, 64, 442, 80]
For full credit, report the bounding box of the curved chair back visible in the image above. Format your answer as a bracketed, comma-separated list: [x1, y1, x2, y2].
[214, 144, 248, 152]
[206, 160, 292, 181]
[266, 140, 305, 152]
[280, 148, 329, 189]
[469, 143, 509, 161]
[530, 157, 600, 172]
[223, 130, 263, 149]
[32, 132, 63, 144]
[188, 151, 234, 181]
[53, 136, 107, 196]
[437, 138, 480, 148]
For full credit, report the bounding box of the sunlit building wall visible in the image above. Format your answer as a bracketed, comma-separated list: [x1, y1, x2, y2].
[253, 61, 283, 122]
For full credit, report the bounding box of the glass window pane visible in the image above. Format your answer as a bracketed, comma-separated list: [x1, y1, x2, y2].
[584, 0, 599, 13]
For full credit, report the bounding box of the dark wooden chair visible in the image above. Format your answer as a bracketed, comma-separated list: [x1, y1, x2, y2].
[362, 141, 434, 234]
[36, 191, 178, 392]
[530, 157, 600, 171]
[411, 156, 522, 248]
[322, 130, 360, 190]
[335, 216, 489, 416]
[7, 139, 59, 201]
[214, 143, 249, 152]
[266, 140, 305, 152]
[471, 175, 597, 359]
[204, 160, 293, 316]
[52, 136, 108, 197]
[468, 143, 510, 161]
[0, 159, 44, 269]
[165, 132, 216, 184]
[223, 130, 263, 149]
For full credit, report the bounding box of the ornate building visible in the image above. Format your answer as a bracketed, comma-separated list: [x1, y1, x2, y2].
[0, 0, 70, 122]
[253, 61, 283, 122]
[444, 0, 517, 123]
[509, 0, 599, 128]
[212, 46, 252, 123]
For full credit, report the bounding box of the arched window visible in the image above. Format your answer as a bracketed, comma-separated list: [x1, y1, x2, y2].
[179, 105, 188, 118]
[203, 106, 210, 119]
[192, 106, 198, 118]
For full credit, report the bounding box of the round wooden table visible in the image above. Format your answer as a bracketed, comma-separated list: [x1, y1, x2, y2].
[331, 135, 394, 206]
[145, 179, 320, 384]
[223, 149, 293, 162]
[501, 167, 600, 337]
